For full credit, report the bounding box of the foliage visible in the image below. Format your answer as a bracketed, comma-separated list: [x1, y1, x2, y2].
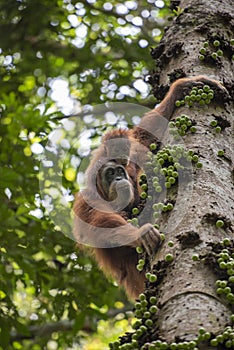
[0, 0, 172, 348]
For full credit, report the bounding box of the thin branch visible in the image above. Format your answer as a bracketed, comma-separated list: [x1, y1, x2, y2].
[10, 320, 75, 342]
[10, 306, 132, 342]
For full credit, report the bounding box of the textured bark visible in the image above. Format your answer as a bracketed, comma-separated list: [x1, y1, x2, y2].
[118, 0, 234, 349]
[148, 0, 234, 346]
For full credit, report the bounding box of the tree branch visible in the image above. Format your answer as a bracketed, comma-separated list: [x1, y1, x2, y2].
[10, 320, 75, 342]
[10, 306, 133, 342]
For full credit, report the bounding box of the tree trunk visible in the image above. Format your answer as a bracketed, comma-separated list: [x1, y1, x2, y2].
[112, 0, 234, 349]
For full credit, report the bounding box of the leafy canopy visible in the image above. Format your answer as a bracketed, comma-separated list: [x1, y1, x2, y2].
[0, 1, 171, 349]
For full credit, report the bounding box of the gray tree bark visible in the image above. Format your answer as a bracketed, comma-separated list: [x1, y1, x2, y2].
[114, 0, 234, 349]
